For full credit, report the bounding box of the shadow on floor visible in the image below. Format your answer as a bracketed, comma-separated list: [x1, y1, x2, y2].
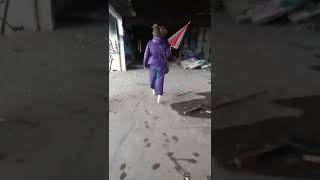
[212, 95, 320, 179]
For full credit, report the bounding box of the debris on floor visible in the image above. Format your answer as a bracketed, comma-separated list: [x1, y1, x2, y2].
[180, 58, 210, 70]
[171, 92, 211, 119]
[183, 104, 211, 115]
[288, 3, 320, 23]
[180, 58, 197, 69]
[176, 90, 193, 97]
[227, 137, 320, 176]
[223, 0, 320, 25]
[201, 63, 211, 69]
[183, 106, 203, 115]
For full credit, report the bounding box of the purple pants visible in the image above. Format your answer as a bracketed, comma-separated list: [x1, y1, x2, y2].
[149, 66, 165, 95]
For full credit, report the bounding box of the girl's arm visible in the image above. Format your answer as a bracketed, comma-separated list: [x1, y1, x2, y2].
[143, 42, 150, 68]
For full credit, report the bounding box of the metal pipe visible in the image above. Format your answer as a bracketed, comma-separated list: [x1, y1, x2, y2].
[33, 0, 40, 31]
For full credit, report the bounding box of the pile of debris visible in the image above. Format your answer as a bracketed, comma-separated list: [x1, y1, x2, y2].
[229, 138, 320, 173]
[180, 58, 211, 70]
[223, 0, 320, 25]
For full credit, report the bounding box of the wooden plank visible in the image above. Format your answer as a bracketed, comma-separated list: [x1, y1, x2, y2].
[183, 106, 203, 115]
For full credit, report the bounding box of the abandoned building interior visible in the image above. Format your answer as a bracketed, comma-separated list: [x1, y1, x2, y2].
[5, 0, 320, 179]
[109, 0, 212, 180]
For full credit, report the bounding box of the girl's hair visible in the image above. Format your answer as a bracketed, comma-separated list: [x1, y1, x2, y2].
[152, 24, 168, 37]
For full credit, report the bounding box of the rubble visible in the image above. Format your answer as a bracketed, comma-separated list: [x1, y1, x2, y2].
[251, 2, 293, 25]
[180, 58, 210, 70]
[224, 0, 320, 25]
[180, 58, 197, 69]
[230, 138, 320, 170]
[189, 60, 207, 69]
[288, 3, 320, 23]
[201, 63, 211, 69]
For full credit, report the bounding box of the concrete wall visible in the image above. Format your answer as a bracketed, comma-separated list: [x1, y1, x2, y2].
[1, 0, 37, 34]
[0, 0, 54, 35]
[38, 0, 54, 30]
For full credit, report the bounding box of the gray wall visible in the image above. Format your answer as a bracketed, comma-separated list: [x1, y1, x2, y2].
[38, 0, 54, 30]
[1, 0, 37, 34]
[0, 0, 54, 35]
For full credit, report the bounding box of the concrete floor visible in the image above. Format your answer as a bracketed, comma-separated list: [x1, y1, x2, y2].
[212, 13, 320, 180]
[109, 65, 211, 180]
[0, 23, 107, 180]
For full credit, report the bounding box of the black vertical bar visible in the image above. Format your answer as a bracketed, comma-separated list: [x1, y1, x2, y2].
[1, 0, 10, 35]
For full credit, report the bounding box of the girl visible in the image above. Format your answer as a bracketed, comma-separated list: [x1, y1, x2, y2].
[143, 24, 171, 104]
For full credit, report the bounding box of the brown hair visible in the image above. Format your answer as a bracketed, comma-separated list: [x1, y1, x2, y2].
[152, 24, 168, 37]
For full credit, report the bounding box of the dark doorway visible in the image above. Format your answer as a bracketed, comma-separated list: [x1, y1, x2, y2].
[53, 0, 106, 29]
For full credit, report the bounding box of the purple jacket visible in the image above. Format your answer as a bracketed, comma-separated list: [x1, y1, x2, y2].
[143, 37, 171, 70]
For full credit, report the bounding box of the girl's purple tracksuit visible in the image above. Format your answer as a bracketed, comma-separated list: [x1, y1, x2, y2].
[143, 36, 171, 95]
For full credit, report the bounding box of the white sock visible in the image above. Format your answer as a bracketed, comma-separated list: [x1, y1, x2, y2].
[153, 89, 155, 95]
[157, 95, 161, 104]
